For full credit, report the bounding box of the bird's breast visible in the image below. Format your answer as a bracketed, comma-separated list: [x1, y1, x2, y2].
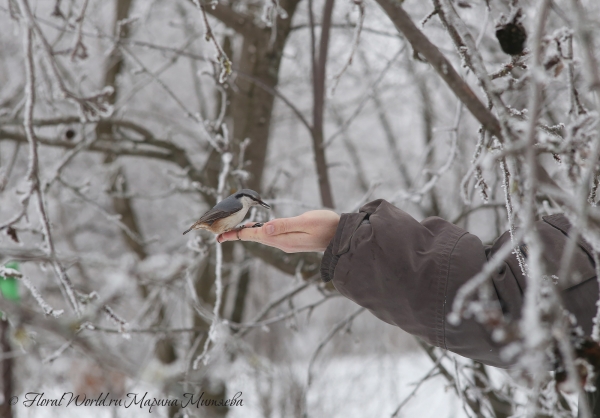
[208, 209, 248, 234]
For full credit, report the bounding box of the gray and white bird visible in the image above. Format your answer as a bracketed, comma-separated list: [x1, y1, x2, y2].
[183, 189, 271, 235]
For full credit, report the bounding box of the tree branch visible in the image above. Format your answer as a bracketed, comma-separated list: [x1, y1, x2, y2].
[200, 1, 263, 40]
[374, 0, 502, 138]
[14, 8, 81, 315]
[310, 0, 336, 208]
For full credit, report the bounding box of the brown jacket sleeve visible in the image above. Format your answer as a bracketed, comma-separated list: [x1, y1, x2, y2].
[320, 199, 598, 368]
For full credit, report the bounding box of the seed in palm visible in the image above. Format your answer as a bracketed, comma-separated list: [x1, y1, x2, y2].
[496, 21, 527, 56]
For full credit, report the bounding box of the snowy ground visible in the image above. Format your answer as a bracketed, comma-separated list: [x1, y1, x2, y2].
[14, 352, 472, 418]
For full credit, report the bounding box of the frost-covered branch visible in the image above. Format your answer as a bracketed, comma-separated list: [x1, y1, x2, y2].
[191, 0, 232, 84]
[374, 0, 503, 138]
[16, 0, 113, 122]
[193, 151, 232, 368]
[304, 306, 365, 413]
[14, 19, 80, 315]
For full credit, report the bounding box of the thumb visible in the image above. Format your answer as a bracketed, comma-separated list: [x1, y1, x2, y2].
[264, 218, 291, 236]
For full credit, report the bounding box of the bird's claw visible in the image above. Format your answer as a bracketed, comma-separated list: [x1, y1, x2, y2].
[237, 222, 263, 230]
[235, 222, 263, 232]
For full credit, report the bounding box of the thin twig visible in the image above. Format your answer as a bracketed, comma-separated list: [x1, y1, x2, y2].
[330, 0, 365, 95]
[304, 306, 365, 413]
[390, 354, 445, 417]
[69, 0, 88, 61]
[192, 0, 232, 83]
[18, 16, 81, 315]
[193, 151, 232, 368]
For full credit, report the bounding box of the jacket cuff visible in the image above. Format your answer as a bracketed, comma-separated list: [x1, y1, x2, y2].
[320, 211, 369, 283]
[320, 239, 337, 283]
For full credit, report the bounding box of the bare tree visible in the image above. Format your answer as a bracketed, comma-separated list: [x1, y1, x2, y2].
[1, 0, 600, 417]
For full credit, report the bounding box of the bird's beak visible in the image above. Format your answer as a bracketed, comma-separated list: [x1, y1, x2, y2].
[259, 200, 271, 209]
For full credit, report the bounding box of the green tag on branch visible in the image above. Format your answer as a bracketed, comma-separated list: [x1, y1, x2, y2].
[0, 262, 20, 302]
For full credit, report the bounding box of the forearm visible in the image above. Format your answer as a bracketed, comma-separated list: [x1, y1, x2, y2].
[321, 199, 599, 368]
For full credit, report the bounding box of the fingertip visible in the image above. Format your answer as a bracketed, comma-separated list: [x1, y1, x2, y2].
[217, 232, 231, 243]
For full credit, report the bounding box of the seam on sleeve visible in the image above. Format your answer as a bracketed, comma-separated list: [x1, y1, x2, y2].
[320, 240, 336, 283]
[327, 253, 341, 283]
[321, 213, 368, 282]
[437, 229, 469, 350]
[542, 214, 595, 259]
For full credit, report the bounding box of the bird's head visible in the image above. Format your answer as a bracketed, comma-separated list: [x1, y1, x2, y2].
[235, 189, 271, 209]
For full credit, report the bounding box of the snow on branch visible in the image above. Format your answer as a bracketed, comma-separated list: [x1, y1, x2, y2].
[193, 151, 232, 369]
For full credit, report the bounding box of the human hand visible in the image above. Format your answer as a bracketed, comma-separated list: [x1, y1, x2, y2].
[217, 210, 340, 253]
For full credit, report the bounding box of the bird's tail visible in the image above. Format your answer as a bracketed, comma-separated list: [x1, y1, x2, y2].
[182, 227, 193, 235]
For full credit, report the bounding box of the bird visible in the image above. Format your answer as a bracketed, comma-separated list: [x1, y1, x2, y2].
[183, 189, 271, 235]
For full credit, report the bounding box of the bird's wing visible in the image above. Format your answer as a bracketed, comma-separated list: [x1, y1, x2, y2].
[193, 205, 241, 226]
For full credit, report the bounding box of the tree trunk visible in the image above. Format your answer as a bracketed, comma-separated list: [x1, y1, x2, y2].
[229, 4, 300, 191]
[98, 0, 146, 259]
[184, 4, 303, 416]
[98, 0, 177, 365]
[197, 0, 302, 331]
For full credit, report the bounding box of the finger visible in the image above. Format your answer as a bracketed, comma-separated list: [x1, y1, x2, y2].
[223, 225, 269, 243]
[263, 217, 297, 236]
[237, 225, 267, 242]
[217, 229, 245, 243]
[217, 222, 260, 242]
[217, 231, 234, 243]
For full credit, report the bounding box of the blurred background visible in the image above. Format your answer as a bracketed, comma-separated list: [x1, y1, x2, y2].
[0, 0, 597, 416]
